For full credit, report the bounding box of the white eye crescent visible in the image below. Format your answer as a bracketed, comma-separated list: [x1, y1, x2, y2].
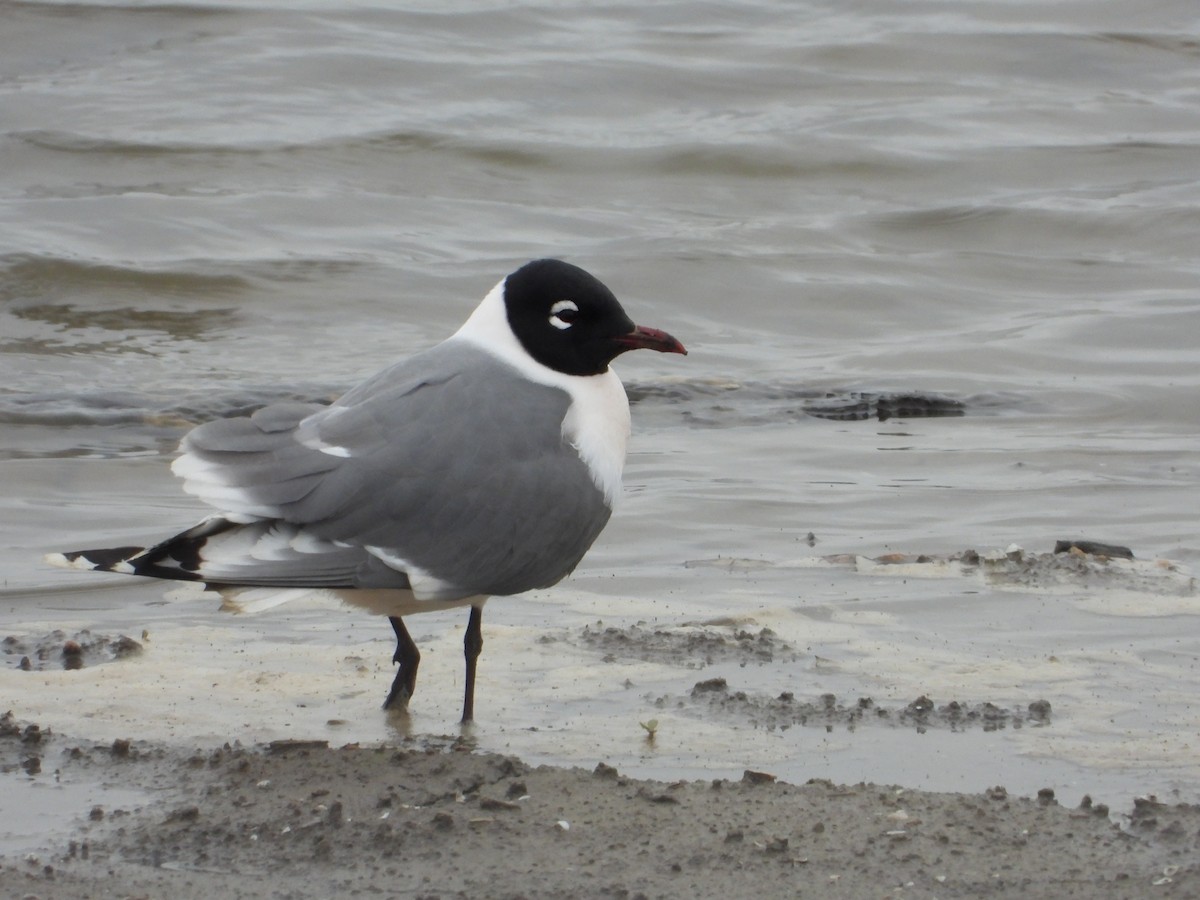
[549, 299, 579, 330]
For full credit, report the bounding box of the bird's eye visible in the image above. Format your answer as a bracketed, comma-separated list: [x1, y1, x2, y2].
[549, 299, 580, 330]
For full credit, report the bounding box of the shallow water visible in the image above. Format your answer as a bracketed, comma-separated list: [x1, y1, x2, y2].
[3, 0, 1199, 833]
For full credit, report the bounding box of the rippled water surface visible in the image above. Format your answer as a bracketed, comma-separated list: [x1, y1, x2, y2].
[3, 0, 1199, 816]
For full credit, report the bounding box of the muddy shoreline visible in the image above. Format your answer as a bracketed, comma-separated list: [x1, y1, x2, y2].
[3, 549, 1198, 897]
[2, 713, 1196, 899]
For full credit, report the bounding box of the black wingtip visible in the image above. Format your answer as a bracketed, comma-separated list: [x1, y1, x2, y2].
[48, 517, 245, 583]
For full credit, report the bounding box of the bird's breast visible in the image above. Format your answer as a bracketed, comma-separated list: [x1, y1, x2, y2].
[561, 368, 631, 509]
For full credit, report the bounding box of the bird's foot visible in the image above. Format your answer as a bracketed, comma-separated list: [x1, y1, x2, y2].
[382, 669, 417, 711]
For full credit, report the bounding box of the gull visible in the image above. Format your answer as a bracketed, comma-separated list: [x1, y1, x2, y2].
[48, 259, 687, 721]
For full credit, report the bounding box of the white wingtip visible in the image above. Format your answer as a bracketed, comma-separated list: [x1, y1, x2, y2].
[45, 551, 138, 574]
[44, 552, 94, 571]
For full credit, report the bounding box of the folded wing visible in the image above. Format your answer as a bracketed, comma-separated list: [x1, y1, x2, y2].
[170, 341, 613, 600]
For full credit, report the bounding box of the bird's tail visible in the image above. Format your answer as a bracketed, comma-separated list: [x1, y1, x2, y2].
[45, 519, 316, 615]
[44, 516, 419, 616]
[45, 543, 314, 614]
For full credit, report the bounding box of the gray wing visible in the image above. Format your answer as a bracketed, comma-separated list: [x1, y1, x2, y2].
[173, 341, 612, 599]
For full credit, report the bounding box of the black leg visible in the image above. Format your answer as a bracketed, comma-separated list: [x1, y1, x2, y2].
[461, 605, 484, 723]
[383, 615, 420, 710]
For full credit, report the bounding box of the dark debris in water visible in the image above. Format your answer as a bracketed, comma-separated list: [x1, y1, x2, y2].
[4, 629, 142, 672]
[572, 623, 802, 669]
[801, 391, 967, 422]
[626, 379, 1001, 427]
[659, 683, 1053, 734]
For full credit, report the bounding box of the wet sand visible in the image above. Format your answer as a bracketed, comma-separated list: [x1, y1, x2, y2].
[4, 548, 1200, 897]
[2, 711, 1197, 899]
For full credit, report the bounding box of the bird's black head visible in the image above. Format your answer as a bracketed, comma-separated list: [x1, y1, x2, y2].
[503, 259, 686, 377]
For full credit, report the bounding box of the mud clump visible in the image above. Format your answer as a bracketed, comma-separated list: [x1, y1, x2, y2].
[3, 630, 143, 672]
[664, 683, 1053, 734]
[814, 543, 1195, 597]
[969, 545, 1194, 596]
[576, 623, 801, 668]
[1053, 539, 1133, 559]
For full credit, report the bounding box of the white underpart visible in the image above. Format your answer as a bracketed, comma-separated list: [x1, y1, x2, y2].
[453, 280, 631, 508]
[334, 588, 485, 619]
